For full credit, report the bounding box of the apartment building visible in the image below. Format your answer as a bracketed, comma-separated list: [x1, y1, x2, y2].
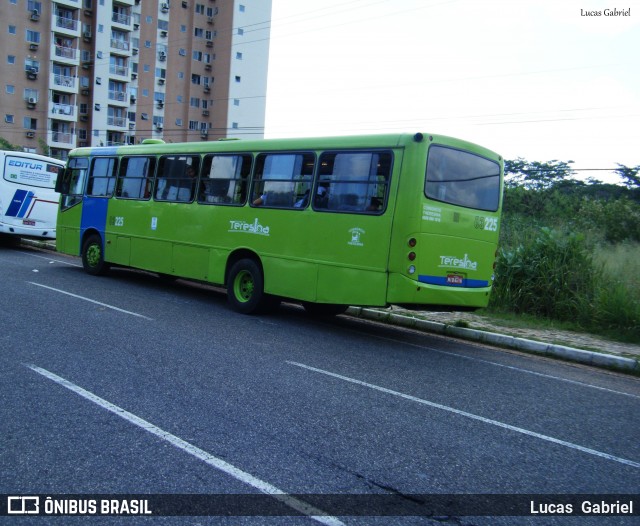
[0, 0, 271, 159]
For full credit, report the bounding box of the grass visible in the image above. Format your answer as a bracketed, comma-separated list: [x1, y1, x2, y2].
[490, 227, 640, 344]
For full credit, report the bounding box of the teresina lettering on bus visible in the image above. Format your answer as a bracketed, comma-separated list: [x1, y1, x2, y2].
[228, 218, 270, 236]
[439, 254, 478, 270]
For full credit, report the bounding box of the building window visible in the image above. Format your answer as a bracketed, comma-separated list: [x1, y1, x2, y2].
[6, 85, 15, 94]
[234, 99, 240, 106]
[179, 48, 186, 56]
[26, 30, 40, 43]
[239, 5, 245, 12]
[8, 25, 17, 35]
[236, 52, 243, 60]
[5, 115, 14, 123]
[235, 76, 241, 83]
[8, 55, 16, 64]
[23, 117, 37, 129]
[176, 118, 183, 126]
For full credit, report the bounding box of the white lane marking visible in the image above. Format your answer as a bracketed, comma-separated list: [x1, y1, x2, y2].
[287, 361, 640, 470]
[347, 327, 640, 400]
[25, 364, 344, 526]
[22, 251, 82, 267]
[27, 282, 153, 320]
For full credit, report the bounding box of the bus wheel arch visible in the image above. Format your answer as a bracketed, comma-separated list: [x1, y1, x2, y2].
[81, 231, 110, 276]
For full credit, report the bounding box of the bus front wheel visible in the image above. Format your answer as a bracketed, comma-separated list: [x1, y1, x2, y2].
[82, 234, 110, 276]
[227, 258, 266, 314]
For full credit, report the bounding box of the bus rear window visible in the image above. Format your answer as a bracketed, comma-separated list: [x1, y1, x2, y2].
[425, 146, 500, 212]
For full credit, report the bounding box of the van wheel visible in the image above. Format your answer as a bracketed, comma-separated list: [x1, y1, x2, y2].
[82, 234, 110, 276]
[227, 258, 266, 314]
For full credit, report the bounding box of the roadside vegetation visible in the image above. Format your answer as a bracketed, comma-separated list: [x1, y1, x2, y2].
[488, 159, 640, 343]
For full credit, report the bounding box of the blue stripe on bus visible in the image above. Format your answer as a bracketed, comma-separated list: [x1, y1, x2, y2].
[6, 189, 35, 218]
[418, 275, 489, 288]
[80, 197, 109, 243]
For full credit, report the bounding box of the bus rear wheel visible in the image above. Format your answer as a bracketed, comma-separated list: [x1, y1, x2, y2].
[227, 258, 266, 314]
[82, 234, 110, 276]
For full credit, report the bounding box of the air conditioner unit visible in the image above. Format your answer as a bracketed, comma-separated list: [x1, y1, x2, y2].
[29, 42, 39, 50]
[26, 131, 35, 138]
[160, 30, 168, 37]
[202, 110, 209, 116]
[157, 100, 164, 108]
[207, 17, 213, 24]
[158, 52, 166, 61]
[132, 48, 139, 55]
[30, 10, 40, 21]
[156, 124, 163, 130]
[130, 95, 136, 103]
[206, 40, 213, 48]
[28, 97, 37, 104]
[161, 3, 169, 12]
[200, 130, 208, 138]
[157, 78, 165, 85]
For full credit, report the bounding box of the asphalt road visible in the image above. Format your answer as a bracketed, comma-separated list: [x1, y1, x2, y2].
[1, 243, 639, 525]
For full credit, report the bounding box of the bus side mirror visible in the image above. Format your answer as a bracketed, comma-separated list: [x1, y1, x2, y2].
[55, 168, 71, 194]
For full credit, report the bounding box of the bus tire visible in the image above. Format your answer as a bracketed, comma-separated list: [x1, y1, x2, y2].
[227, 258, 266, 314]
[82, 233, 110, 276]
[302, 303, 348, 317]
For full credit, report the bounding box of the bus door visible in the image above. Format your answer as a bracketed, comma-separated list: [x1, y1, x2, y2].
[306, 150, 395, 305]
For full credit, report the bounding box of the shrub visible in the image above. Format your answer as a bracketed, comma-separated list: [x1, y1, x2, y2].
[490, 228, 598, 323]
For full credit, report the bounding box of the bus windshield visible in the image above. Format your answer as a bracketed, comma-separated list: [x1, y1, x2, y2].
[425, 145, 500, 212]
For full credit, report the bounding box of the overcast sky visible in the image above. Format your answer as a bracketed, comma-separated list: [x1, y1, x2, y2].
[263, 0, 639, 182]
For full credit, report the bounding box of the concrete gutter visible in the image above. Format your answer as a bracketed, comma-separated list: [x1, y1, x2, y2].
[347, 307, 640, 374]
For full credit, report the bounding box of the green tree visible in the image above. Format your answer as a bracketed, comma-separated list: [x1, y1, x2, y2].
[504, 158, 575, 190]
[0, 137, 22, 151]
[614, 164, 640, 189]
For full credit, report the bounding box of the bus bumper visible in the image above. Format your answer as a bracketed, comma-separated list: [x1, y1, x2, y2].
[0, 221, 56, 239]
[387, 272, 492, 310]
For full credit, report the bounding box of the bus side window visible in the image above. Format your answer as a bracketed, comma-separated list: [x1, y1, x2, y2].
[155, 155, 200, 202]
[251, 152, 314, 209]
[116, 156, 156, 199]
[87, 157, 118, 197]
[317, 151, 392, 214]
[198, 154, 251, 205]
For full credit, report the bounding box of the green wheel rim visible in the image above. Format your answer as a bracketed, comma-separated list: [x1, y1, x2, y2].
[86, 243, 101, 268]
[233, 270, 254, 303]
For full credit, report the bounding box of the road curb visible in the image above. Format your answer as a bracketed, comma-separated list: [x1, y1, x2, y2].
[346, 307, 640, 374]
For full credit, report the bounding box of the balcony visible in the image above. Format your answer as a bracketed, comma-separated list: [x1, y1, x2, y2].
[53, 45, 79, 66]
[50, 74, 77, 92]
[53, 15, 80, 37]
[51, 103, 76, 121]
[49, 130, 77, 148]
[110, 64, 130, 78]
[110, 39, 131, 54]
[108, 90, 129, 106]
[112, 12, 132, 27]
[107, 116, 127, 128]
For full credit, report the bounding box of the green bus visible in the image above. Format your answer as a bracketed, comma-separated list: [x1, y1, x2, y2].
[54, 133, 503, 315]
